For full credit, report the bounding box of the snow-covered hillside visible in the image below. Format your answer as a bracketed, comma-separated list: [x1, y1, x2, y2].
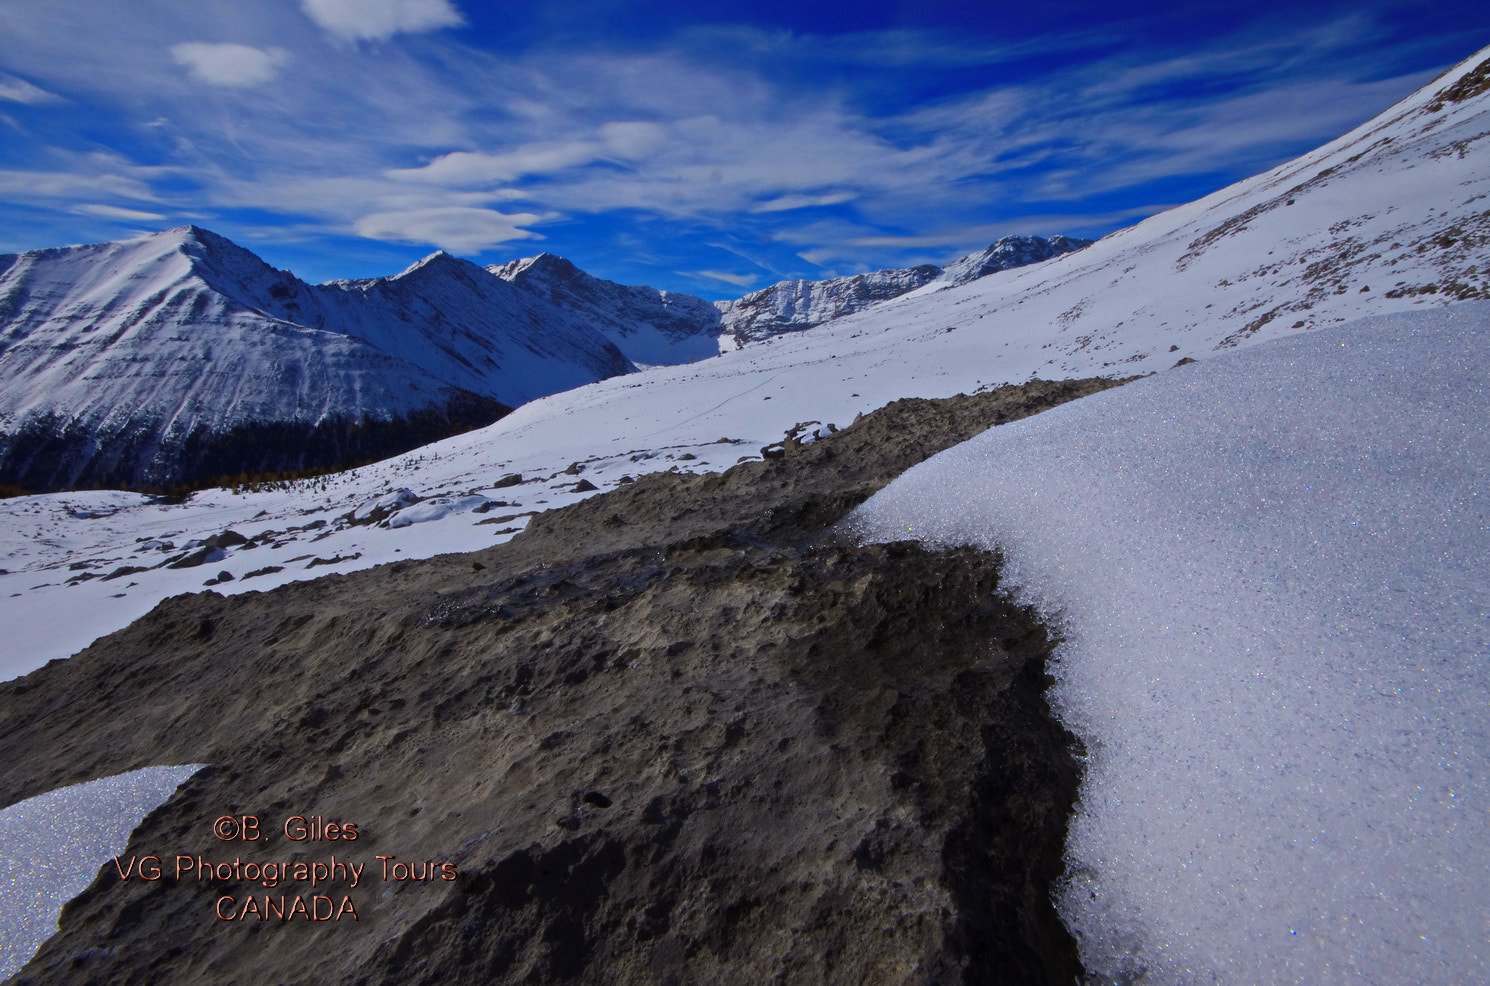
[713, 234, 1093, 348]
[1, 45, 1486, 682]
[851, 302, 1490, 984]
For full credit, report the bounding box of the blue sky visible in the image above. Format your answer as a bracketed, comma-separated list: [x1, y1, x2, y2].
[0, 1, 1484, 299]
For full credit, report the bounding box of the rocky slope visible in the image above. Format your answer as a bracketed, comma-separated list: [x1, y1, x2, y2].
[0, 375, 1124, 985]
[714, 235, 1093, 348]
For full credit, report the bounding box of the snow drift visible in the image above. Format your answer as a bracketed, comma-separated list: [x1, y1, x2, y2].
[850, 301, 1490, 983]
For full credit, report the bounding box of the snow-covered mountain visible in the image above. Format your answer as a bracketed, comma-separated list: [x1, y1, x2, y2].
[492, 234, 1098, 359]
[937, 233, 1093, 286]
[491, 252, 723, 366]
[0, 224, 1100, 493]
[714, 234, 1093, 347]
[713, 263, 942, 348]
[0, 227, 635, 492]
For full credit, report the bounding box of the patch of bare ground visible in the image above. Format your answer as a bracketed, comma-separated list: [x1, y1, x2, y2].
[1428, 56, 1490, 110]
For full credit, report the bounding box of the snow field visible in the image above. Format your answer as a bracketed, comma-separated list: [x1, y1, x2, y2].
[849, 302, 1490, 984]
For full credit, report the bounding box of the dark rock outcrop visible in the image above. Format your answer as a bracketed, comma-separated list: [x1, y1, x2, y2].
[0, 376, 1127, 985]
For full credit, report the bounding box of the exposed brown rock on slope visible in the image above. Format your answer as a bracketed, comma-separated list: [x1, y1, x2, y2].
[0, 376, 1126, 985]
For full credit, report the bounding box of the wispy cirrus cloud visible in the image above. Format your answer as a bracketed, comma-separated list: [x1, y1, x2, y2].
[687, 269, 759, 288]
[354, 206, 553, 253]
[0, 154, 168, 203]
[387, 122, 669, 185]
[0, 0, 1472, 289]
[0, 72, 59, 104]
[71, 203, 170, 221]
[750, 192, 858, 213]
[359, 13, 1441, 275]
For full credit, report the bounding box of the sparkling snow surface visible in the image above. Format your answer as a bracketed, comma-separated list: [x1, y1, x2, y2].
[0, 765, 204, 978]
[850, 303, 1489, 984]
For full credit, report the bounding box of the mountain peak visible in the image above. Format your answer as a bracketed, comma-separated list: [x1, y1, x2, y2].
[159, 224, 227, 247]
[394, 250, 481, 280]
[939, 233, 1092, 286]
[489, 252, 582, 283]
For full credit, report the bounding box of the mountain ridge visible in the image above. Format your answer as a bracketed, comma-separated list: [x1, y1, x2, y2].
[713, 234, 1095, 348]
[0, 224, 1108, 492]
[489, 252, 723, 366]
[0, 226, 636, 491]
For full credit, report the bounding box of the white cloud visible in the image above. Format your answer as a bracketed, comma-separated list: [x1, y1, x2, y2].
[354, 206, 550, 253]
[0, 168, 156, 202]
[300, 0, 463, 41]
[388, 123, 667, 185]
[689, 270, 758, 287]
[71, 204, 168, 221]
[0, 73, 60, 104]
[170, 43, 288, 87]
[750, 192, 857, 213]
[388, 143, 603, 185]
[796, 249, 837, 266]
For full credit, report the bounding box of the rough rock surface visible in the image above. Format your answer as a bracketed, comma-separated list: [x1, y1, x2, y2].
[0, 376, 1126, 985]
